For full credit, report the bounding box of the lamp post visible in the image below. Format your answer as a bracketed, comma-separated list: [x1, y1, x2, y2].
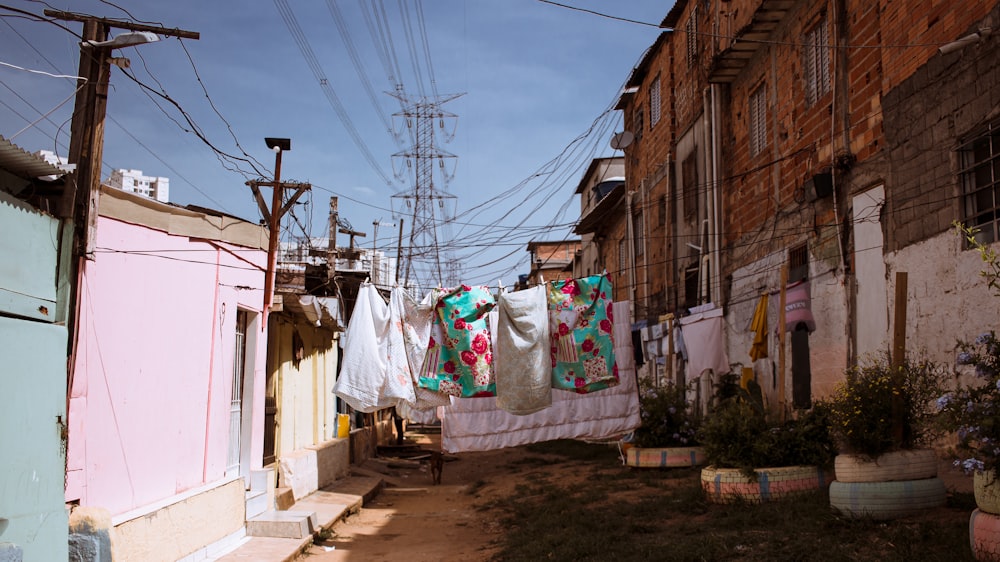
[262, 137, 291, 322]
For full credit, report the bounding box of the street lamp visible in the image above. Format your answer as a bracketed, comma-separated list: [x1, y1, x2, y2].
[80, 31, 160, 49]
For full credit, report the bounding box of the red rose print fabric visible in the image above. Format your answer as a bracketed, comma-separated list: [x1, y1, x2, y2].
[548, 274, 618, 393]
[418, 285, 496, 397]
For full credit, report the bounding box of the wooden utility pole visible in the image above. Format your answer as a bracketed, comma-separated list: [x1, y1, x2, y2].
[45, 10, 199, 255]
[891, 271, 908, 444]
[246, 138, 311, 325]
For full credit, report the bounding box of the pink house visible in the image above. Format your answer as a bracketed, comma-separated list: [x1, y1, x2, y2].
[66, 186, 271, 560]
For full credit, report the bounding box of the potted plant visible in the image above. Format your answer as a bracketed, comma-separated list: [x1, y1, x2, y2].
[698, 375, 836, 504]
[624, 380, 705, 468]
[823, 352, 949, 519]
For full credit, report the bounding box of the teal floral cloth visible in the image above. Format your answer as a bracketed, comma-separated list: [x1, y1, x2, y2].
[548, 274, 619, 393]
[419, 285, 497, 397]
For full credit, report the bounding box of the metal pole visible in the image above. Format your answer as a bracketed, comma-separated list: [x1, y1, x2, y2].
[395, 218, 404, 285]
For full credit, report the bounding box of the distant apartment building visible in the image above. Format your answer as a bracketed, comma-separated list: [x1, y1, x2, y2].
[108, 169, 169, 202]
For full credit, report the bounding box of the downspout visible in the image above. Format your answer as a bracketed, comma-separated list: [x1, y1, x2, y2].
[626, 190, 637, 322]
[203, 247, 222, 482]
[711, 84, 723, 306]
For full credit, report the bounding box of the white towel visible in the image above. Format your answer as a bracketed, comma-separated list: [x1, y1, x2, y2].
[495, 285, 552, 415]
[396, 287, 451, 413]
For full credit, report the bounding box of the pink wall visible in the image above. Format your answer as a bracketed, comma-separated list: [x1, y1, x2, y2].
[66, 215, 267, 515]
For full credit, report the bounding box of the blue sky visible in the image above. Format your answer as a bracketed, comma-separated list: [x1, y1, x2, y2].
[2, 0, 671, 289]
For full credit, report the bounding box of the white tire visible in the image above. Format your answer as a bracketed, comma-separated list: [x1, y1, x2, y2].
[834, 449, 938, 483]
[829, 477, 946, 520]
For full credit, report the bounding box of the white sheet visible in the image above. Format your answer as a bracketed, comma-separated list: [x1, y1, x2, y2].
[333, 284, 414, 412]
[679, 306, 730, 381]
[440, 300, 640, 453]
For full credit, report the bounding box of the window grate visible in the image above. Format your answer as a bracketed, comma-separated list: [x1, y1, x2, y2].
[804, 17, 831, 106]
[959, 119, 1000, 244]
[749, 85, 768, 156]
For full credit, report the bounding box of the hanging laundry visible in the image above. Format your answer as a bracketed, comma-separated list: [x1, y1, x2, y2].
[419, 285, 496, 397]
[333, 283, 415, 413]
[395, 287, 452, 415]
[440, 300, 640, 453]
[548, 274, 618, 393]
[495, 285, 552, 415]
[679, 305, 730, 382]
[749, 293, 769, 361]
[785, 280, 817, 332]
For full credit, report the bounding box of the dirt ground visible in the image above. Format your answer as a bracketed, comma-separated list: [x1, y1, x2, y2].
[300, 428, 976, 562]
[299, 427, 523, 562]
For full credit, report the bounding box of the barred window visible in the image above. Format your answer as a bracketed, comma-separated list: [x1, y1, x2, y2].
[803, 17, 831, 106]
[686, 6, 698, 67]
[749, 85, 768, 156]
[650, 75, 661, 128]
[633, 211, 644, 258]
[959, 119, 1000, 244]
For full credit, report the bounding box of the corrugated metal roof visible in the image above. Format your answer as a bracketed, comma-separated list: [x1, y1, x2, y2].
[0, 135, 67, 179]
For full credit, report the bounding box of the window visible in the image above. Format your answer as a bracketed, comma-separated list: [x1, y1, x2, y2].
[749, 85, 768, 156]
[686, 6, 698, 67]
[684, 264, 700, 309]
[803, 17, 831, 106]
[633, 212, 644, 258]
[959, 119, 1000, 243]
[682, 152, 699, 223]
[789, 243, 809, 282]
[650, 75, 661, 128]
[634, 107, 644, 141]
[619, 238, 628, 273]
[659, 195, 668, 226]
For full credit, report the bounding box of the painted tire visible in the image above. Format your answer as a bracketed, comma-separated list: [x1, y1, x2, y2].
[976, 471, 1000, 515]
[829, 478, 946, 520]
[834, 449, 938, 483]
[626, 446, 706, 468]
[701, 465, 832, 504]
[971, 509, 1000, 561]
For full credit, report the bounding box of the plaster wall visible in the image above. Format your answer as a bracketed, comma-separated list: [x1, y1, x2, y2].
[66, 214, 267, 517]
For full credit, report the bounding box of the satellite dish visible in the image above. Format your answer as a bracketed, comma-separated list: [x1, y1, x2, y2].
[610, 131, 634, 150]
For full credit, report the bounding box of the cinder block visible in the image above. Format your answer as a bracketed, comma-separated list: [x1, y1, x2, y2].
[275, 487, 295, 511]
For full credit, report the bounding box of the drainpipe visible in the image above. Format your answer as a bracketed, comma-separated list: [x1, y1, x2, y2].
[710, 84, 723, 306]
[626, 190, 637, 322]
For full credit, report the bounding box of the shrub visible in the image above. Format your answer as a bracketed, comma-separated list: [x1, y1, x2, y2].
[937, 331, 1000, 474]
[824, 351, 948, 459]
[632, 380, 700, 448]
[698, 378, 836, 476]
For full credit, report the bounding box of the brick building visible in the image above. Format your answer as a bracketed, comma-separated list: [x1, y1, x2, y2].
[603, 0, 1000, 410]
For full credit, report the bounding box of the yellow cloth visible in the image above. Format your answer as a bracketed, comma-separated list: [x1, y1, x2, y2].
[749, 293, 768, 361]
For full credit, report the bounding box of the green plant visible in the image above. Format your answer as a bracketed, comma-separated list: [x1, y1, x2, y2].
[697, 378, 836, 476]
[937, 330, 1000, 474]
[632, 380, 700, 448]
[823, 351, 948, 459]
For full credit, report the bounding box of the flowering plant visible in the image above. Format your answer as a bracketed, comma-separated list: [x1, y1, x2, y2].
[937, 331, 1000, 474]
[632, 380, 700, 448]
[824, 351, 947, 459]
[698, 376, 836, 476]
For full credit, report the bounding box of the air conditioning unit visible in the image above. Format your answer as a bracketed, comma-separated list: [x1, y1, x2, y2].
[803, 170, 833, 202]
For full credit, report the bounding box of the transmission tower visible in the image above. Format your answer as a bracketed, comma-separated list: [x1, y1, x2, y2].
[391, 92, 463, 289]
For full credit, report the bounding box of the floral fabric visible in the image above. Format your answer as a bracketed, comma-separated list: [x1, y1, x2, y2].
[548, 274, 619, 393]
[418, 285, 496, 397]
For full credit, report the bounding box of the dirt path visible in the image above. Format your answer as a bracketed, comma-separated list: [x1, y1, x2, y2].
[299, 428, 522, 562]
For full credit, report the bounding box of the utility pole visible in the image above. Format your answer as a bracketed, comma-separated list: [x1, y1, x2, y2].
[246, 138, 310, 326]
[45, 10, 199, 255]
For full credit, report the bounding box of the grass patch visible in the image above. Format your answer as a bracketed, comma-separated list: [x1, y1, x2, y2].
[483, 441, 975, 561]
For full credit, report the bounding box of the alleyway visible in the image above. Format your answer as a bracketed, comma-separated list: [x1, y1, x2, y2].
[298, 427, 510, 561]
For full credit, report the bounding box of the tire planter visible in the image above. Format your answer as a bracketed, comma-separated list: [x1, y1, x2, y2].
[625, 446, 706, 468]
[977, 471, 1000, 515]
[834, 449, 938, 483]
[829, 478, 946, 520]
[701, 465, 832, 504]
[970, 509, 1000, 561]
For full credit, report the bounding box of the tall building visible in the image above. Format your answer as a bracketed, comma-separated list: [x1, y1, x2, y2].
[107, 169, 169, 202]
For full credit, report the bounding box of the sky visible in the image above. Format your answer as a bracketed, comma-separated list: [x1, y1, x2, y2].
[1, 0, 672, 290]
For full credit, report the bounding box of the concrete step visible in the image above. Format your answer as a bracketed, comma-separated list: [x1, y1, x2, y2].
[246, 489, 268, 520]
[275, 487, 295, 511]
[246, 510, 317, 539]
